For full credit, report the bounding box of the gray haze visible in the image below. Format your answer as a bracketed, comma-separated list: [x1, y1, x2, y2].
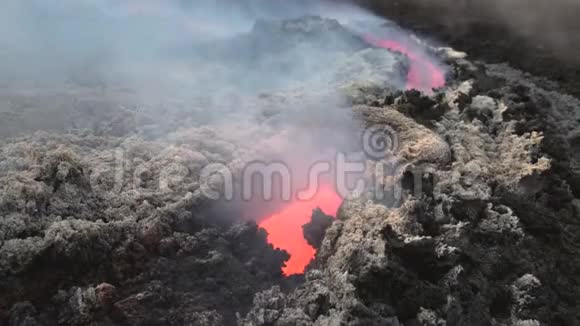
[0, 0, 418, 107]
[0, 0, 417, 170]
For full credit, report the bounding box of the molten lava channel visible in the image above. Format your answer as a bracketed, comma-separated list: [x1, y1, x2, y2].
[258, 185, 342, 275]
[364, 35, 446, 93]
[260, 36, 446, 276]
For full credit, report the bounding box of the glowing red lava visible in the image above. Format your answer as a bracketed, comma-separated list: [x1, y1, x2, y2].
[259, 185, 342, 275]
[260, 36, 446, 276]
[363, 35, 446, 93]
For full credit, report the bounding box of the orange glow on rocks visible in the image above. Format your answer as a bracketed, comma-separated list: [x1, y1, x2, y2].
[259, 185, 342, 275]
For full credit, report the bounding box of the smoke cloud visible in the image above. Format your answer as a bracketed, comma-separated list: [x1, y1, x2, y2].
[0, 0, 431, 213]
[0, 0, 419, 129]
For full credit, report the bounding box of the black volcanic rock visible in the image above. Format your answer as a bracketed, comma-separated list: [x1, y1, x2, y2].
[302, 208, 334, 250]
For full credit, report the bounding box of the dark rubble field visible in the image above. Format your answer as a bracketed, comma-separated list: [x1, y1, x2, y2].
[1, 13, 580, 326]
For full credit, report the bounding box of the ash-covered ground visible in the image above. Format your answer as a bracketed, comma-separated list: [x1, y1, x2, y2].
[1, 7, 580, 326]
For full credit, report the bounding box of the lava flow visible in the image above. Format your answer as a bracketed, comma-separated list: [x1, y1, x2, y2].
[259, 185, 342, 275]
[363, 35, 446, 92]
[259, 35, 446, 276]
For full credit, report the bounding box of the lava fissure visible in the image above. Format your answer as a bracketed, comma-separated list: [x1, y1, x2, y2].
[258, 185, 341, 275]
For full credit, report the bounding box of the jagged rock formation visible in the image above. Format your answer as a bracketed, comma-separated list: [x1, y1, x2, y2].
[302, 209, 334, 250]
